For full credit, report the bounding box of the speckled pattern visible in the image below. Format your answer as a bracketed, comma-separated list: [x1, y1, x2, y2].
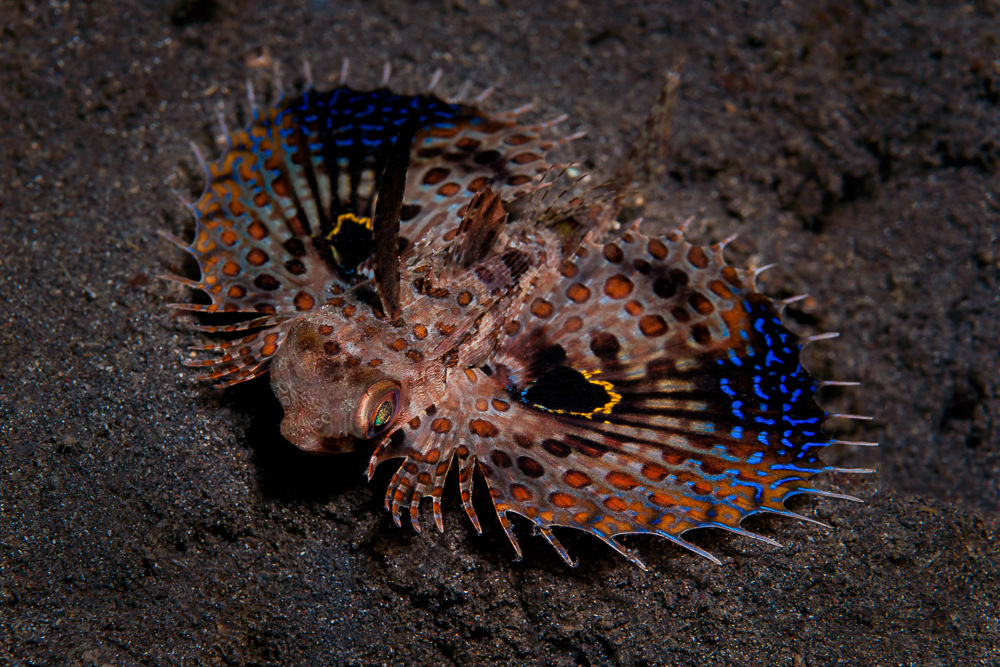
[1, 1, 997, 665]
[172, 74, 864, 570]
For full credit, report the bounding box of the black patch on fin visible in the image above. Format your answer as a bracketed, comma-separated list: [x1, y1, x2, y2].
[521, 366, 614, 415]
[327, 216, 374, 281]
[372, 111, 419, 319]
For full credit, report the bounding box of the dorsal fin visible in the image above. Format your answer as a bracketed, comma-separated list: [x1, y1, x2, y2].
[448, 186, 507, 269]
[616, 65, 682, 188]
[371, 112, 419, 319]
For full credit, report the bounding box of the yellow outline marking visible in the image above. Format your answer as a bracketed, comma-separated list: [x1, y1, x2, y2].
[325, 212, 373, 264]
[530, 369, 622, 421]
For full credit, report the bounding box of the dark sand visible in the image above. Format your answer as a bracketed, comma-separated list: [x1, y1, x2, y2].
[2, 1, 998, 664]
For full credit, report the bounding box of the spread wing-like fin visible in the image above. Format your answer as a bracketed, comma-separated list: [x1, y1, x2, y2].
[372, 227, 862, 565]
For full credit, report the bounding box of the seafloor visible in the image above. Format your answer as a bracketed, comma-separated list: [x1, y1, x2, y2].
[1, 1, 998, 665]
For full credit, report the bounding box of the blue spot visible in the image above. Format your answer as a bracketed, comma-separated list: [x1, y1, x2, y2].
[771, 476, 802, 489]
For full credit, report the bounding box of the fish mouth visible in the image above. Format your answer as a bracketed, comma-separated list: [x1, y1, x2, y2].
[279, 411, 357, 454]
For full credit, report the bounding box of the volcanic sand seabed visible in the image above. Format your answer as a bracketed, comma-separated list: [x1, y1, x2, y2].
[1, 1, 997, 665]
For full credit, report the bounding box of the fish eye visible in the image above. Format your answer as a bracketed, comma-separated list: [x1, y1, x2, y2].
[355, 379, 403, 439]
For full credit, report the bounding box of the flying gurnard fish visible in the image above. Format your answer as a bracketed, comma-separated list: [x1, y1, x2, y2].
[164, 65, 873, 569]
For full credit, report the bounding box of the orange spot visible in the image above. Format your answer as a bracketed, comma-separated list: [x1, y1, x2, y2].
[603, 274, 634, 299]
[342, 304, 356, 317]
[457, 291, 473, 306]
[689, 292, 715, 315]
[560, 261, 579, 278]
[437, 182, 461, 197]
[563, 470, 592, 489]
[722, 265, 742, 287]
[603, 496, 627, 512]
[247, 220, 268, 240]
[422, 167, 450, 185]
[246, 248, 268, 266]
[469, 419, 499, 438]
[475, 399, 489, 412]
[261, 332, 279, 357]
[286, 215, 306, 237]
[504, 133, 532, 146]
[413, 324, 428, 339]
[491, 450, 513, 468]
[293, 291, 315, 311]
[220, 230, 239, 246]
[431, 418, 452, 433]
[550, 492, 576, 509]
[467, 176, 489, 192]
[429, 125, 459, 138]
[641, 462, 668, 482]
[227, 199, 247, 217]
[530, 298, 554, 318]
[253, 191, 269, 208]
[491, 398, 510, 412]
[648, 238, 668, 259]
[606, 471, 638, 491]
[602, 243, 624, 263]
[563, 316, 583, 333]
[222, 261, 240, 277]
[625, 300, 643, 317]
[708, 279, 734, 300]
[510, 484, 533, 502]
[507, 174, 532, 186]
[318, 325, 333, 335]
[408, 417, 421, 429]
[464, 368, 478, 383]
[638, 314, 668, 337]
[566, 283, 591, 303]
[227, 285, 245, 299]
[687, 246, 709, 268]
[512, 152, 540, 164]
[368, 358, 382, 367]
[391, 338, 407, 351]
[649, 492, 676, 508]
[661, 450, 686, 466]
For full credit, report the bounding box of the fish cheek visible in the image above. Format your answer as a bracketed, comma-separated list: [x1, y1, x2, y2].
[270, 326, 360, 453]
